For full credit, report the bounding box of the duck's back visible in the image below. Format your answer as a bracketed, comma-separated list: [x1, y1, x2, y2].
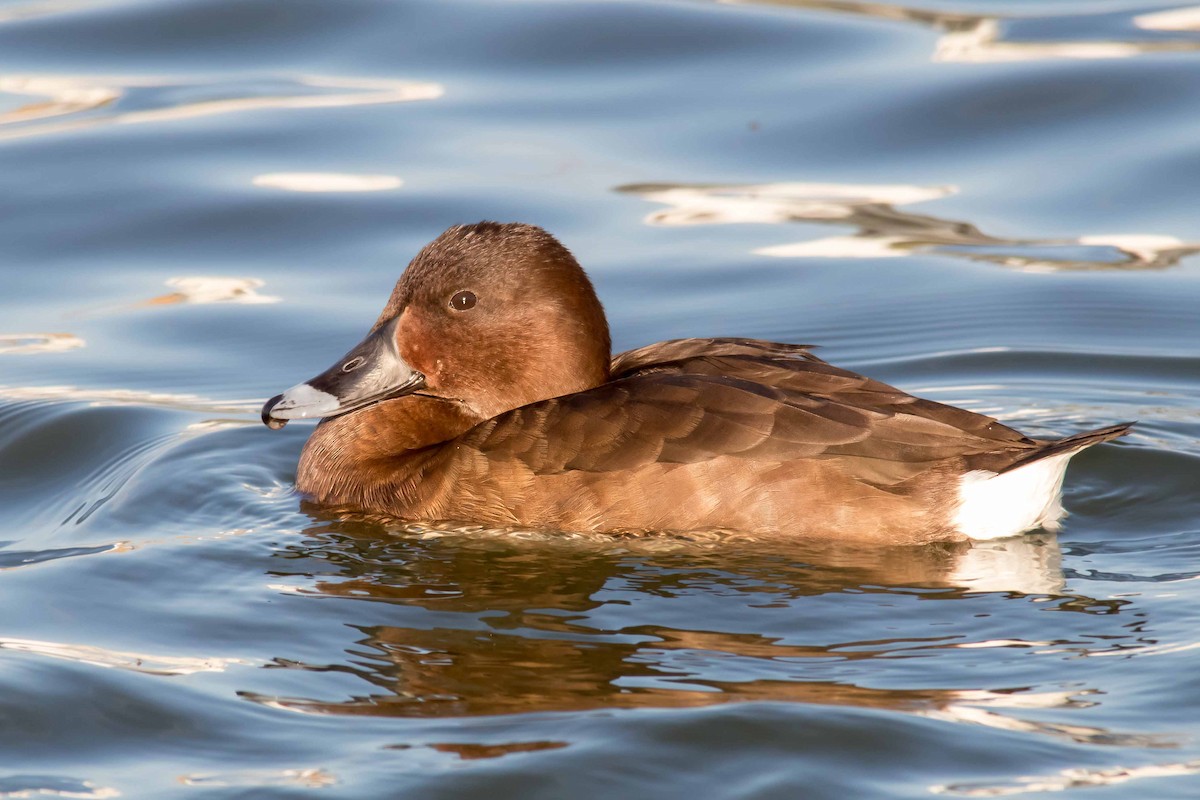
[394, 338, 1125, 543]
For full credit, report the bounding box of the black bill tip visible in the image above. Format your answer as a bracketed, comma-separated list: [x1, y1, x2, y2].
[262, 394, 288, 430]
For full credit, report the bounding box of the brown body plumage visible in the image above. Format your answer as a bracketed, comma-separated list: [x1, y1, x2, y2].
[263, 222, 1131, 543]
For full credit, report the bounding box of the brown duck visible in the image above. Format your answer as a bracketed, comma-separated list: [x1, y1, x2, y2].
[261, 222, 1131, 543]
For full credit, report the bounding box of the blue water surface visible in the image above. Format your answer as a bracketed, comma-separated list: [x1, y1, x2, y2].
[1, 0, 1199, 797]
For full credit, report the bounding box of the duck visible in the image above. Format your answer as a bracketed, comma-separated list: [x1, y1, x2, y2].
[261, 222, 1131, 543]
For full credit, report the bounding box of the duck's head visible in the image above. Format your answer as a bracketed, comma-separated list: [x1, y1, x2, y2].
[262, 222, 611, 430]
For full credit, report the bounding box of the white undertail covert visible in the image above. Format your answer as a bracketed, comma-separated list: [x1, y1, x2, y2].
[953, 451, 1077, 540]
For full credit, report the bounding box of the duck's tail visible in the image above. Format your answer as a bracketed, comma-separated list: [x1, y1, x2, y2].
[999, 422, 1135, 475]
[954, 422, 1134, 541]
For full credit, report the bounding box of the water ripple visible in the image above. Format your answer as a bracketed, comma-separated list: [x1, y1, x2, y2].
[0, 384, 258, 414]
[619, 181, 1200, 271]
[0, 333, 85, 354]
[0, 774, 119, 799]
[715, 0, 1200, 62]
[1136, 5, 1200, 32]
[252, 172, 403, 193]
[934, 757, 1200, 796]
[238, 666, 1168, 750]
[179, 768, 336, 789]
[0, 637, 255, 675]
[922, 688, 1176, 748]
[0, 542, 126, 570]
[143, 276, 280, 307]
[0, 73, 442, 142]
[0, 0, 100, 25]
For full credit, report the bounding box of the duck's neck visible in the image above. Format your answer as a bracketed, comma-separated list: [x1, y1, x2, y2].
[296, 395, 482, 510]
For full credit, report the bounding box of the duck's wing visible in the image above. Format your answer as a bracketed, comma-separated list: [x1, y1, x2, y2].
[610, 337, 824, 375]
[457, 340, 1039, 487]
[617, 337, 1032, 446]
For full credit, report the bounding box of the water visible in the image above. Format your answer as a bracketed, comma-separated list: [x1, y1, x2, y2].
[1, 0, 1199, 796]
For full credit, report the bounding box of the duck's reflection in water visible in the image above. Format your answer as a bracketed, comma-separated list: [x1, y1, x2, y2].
[245, 520, 1161, 748]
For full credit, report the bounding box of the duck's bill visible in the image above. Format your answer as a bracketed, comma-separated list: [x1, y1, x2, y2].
[261, 319, 425, 429]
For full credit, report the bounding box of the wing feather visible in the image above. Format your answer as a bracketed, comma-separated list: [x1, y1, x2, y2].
[454, 338, 1039, 485]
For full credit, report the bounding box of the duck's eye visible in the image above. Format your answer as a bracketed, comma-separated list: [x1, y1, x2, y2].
[450, 290, 477, 311]
[342, 356, 365, 373]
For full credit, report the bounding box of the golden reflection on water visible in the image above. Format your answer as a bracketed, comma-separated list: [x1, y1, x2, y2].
[619, 182, 1200, 271]
[623, 181, 958, 226]
[141, 277, 280, 307]
[179, 768, 337, 789]
[0, 76, 118, 124]
[420, 741, 569, 760]
[0, 776, 120, 800]
[0, 636, 251, 675]
[0, 0, 98, 25]
[717, 0, 1200, 62]
[934, 757, 1200, 797]
[933, 18, 1159, 64]
[64, 275, 280, 323]
[244, 525, 1158, 750]
[0, 332, 84, 354]
[0, 74, 442, 141]
[0, 383, 258, 413]
[252, 172, 404, 193]
[1137, 6, 1200, 31]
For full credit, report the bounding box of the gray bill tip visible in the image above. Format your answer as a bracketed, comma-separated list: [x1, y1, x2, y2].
[261, 383, 342, 426]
